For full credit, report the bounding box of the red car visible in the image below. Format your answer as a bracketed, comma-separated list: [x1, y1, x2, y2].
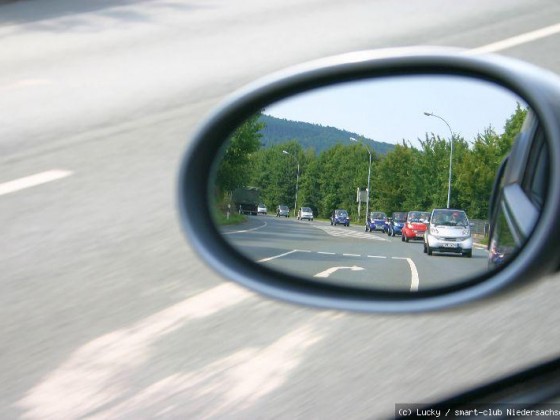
[401, 211, 431, 242]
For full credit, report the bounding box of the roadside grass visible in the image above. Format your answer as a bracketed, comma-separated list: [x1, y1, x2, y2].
[213, 208, 247, 225]
[473, 234, 489, 246]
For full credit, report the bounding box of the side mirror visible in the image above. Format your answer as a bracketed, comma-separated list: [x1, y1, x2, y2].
[178, 48, 560, 313]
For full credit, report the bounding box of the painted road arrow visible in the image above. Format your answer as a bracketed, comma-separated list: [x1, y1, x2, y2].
[314, 266, 365, 278]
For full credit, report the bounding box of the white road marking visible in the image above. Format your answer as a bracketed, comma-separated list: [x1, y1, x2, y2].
[258, 249, 299, 262]
[88, 313, 335, 419]
[368, 255, 387, 259]
[467, 22, 560, 54]
[392, 257, 420, 292]
[313, 225, 389, 241]
[0, 78, 52, 92]
[342, 253, 361, 257]
[317, 251, 336, 255]
[223, 221, 267, 235]
[0, 170, 72, 196]
[314, 265, 364, 278]
[17, 283, 253, 419]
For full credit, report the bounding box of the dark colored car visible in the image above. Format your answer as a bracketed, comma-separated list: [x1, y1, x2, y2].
[330, 209, 350, 226]
[365, 211, 387, 232]
[401, 211, 430, 242]
[386, 211, 407, 236]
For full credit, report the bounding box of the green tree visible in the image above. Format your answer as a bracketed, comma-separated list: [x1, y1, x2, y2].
[500, 103, 528, 154]
[373, 142, 418, 213]
[453, 105, 527, 219]
[454, 128, 501, 218]
[297, 148, 321, 214]
[249, 140, 307, 211]
[314, 144, 375, 219]
[215, 114, 264, 194]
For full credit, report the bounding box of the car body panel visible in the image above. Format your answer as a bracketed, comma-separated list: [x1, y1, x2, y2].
[488, 111, 547, 269]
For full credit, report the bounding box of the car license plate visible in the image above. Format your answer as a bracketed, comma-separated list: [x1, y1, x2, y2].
[443, 242, 457, 248]
[415, 233, 424, 238]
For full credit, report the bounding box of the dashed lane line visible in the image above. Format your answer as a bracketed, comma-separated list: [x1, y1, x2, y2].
[467, 22, 560, 55]
[313, 225, 389, 242]
[0, 169, 73, 196]
[223, 221, 268, 235]
[258, 249, 299, 263]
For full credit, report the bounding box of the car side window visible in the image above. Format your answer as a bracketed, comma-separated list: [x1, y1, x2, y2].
[521, 127, 549, 209]
[487, 156, 508, 240]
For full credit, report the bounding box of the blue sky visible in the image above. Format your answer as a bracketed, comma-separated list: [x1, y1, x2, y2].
[264, 75, 525, 149]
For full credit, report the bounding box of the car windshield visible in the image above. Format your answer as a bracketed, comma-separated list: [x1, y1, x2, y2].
[336, 210, 348, 217]
[393, 213, 407, 222]
[407, 212, 427, 222]
[279, 206, 288, 210]
[370, 212, 386, 219]
[302, 207, 311, 212]
[431, 210, 468, 226]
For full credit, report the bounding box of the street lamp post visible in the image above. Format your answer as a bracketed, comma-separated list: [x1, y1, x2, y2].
[424, 112, 454, 209]
[282, 150, 299, 217]
[350, 137, 372, 224]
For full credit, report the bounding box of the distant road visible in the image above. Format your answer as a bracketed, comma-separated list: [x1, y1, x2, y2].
[223, 216, 488, 291]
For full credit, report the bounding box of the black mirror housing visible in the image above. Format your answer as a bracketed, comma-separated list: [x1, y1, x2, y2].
[178, 48, 560, 313]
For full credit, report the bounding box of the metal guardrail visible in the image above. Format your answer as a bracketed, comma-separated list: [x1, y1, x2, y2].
[470, 219, 490, 236]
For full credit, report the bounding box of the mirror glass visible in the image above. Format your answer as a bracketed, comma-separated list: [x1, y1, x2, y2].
[210, 75, 533, 292]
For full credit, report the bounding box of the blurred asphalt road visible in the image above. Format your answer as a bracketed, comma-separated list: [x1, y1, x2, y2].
[2, 0, 560, 418]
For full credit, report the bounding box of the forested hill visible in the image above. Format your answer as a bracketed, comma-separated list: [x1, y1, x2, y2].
[258, 114, 395, 155]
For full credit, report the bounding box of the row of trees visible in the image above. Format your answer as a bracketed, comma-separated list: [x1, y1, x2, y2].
[215, 106, 527, 221]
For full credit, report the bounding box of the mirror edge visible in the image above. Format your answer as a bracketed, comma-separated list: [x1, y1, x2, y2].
[177, 47, 560, 313]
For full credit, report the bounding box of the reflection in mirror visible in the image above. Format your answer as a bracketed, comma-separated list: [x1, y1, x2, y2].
[211, 75, 533, 292]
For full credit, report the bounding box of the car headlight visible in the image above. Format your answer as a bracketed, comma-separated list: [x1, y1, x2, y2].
[462, 229, 470, 236]
[431, 227, 439, 235]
